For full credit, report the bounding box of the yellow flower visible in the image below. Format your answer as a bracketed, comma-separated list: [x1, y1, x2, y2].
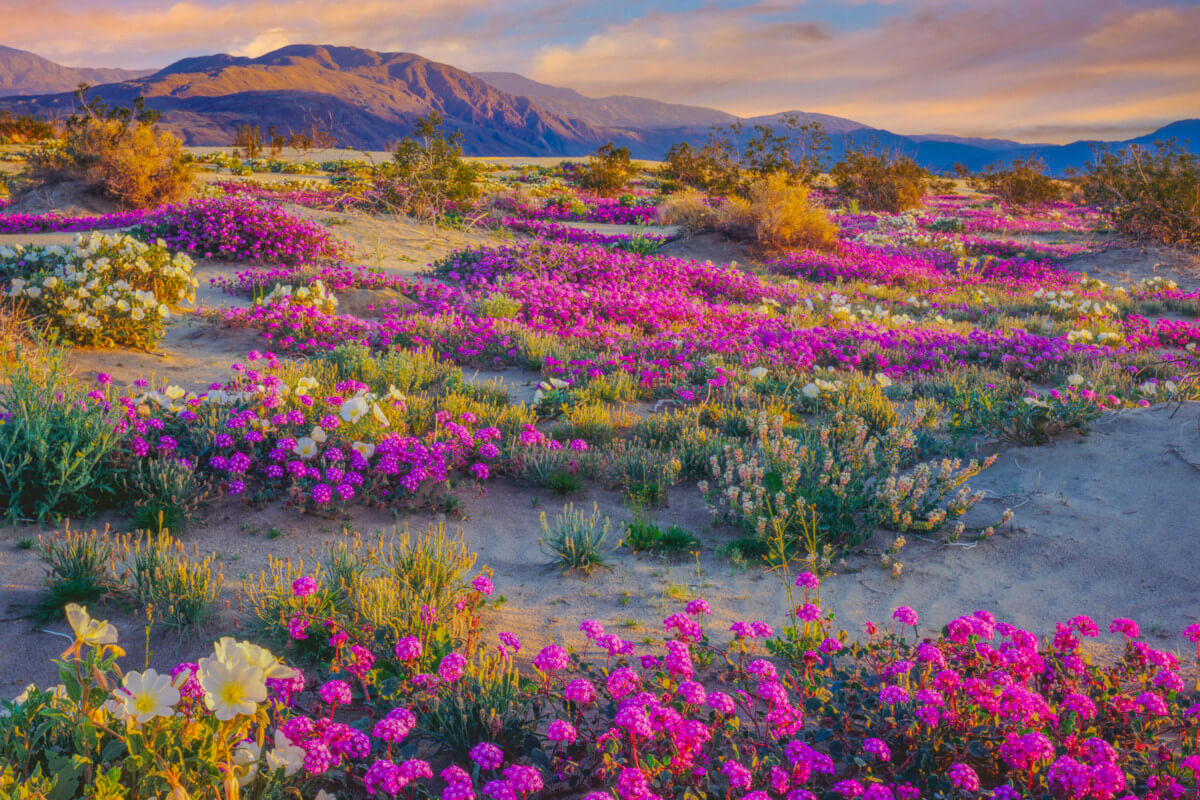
[199, 656, 267, 721]
[119, 668, 179, 723]
[66, 604, 118, 648]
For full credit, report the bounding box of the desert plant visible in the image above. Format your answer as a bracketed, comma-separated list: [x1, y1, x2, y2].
[576, 143, 635, 197]
[540, 502, 614, 575]
[655, 191, 718, 233]
[120, 531, 224, 629]
[417, 654, 528, 758]
[831, 146, 931, 212]
[719, 172, 839, 251]
[1078, 139, 1200, 247]
[27, 88, 193, 209]
[622, 516, 699, 555]
[386, 113, 483, 218]
[36, 526, 116, 613]
[0, 353, 123, 523]
[967, 156, 1065, 210]
[0, 110, 55, 144]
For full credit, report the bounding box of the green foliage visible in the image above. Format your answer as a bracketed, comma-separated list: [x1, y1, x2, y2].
[1079, 139, 1200, 247]
[387, 112, 483, 218]
[661, 114, 829, 195]
[831, 146, 932, 212]
[2, 234, 196, 348]
[622, 517, 699, 555]
[0, 354, 122, 524]
[966, 156, 1065, 209]
[119, 531, 224, 629]
[417, 655, 530, 758]
[540, 502, 614, 575]
[576, 143, 635, 196]
[36, 527, 116, 615]
[122, 457, 211, 534]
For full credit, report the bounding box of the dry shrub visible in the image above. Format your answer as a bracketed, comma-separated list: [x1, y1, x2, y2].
[30, 119, 193, 209]
[718, 172, 839, 252]
[656, 191, 718, 233]
[831, 147, 931, 212]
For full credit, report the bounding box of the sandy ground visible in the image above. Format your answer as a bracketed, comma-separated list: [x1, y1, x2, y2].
[3, 403, 1199, 692]
[1, 207, 1199, 693]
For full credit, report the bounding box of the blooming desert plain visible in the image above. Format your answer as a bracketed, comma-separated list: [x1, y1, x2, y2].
[0, 7, 1199, 800]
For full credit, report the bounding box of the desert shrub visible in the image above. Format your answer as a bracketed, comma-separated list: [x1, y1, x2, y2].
[622, 516, 699, 554]
[603, 438, 681, 506]
[123, 455, 211, 534]
[719, 172, 839, 251]
[36, 527, 116, 613]
[703, 410, 993, 552]
[831, 147, 932, 212]
[0, 110, 55, 144]
[136, 197, 349, 264]
[385, 112, 483, 217]
[119, 531, 224, 629]
[1079, 140, 1200, 247]
[27, 92, 193, 209]
[540, 502, 614, 575]
[655, 191, 718, 233]
[0, 353, 123, 523]
[3, 233, 196, 347]
[968, 156, 1065, 209]
[418, 655, 528, 758]
[663, 114, 830, 194]
[576, 142, 635, 197]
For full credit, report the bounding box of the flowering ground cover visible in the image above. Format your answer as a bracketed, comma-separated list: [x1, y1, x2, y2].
[2, 159, 1200, 800]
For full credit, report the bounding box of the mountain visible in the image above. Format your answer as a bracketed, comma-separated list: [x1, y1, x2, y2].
[0, 44, 152, 96]
[473, 71, 736, 129]
[0, 44, 613, 154]
[0, 44, 1194, 170]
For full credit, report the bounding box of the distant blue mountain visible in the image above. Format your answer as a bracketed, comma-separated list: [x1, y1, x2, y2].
[0, 45, 1193, 171]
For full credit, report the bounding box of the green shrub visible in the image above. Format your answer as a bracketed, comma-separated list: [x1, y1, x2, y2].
[622, 518, 699, 555]
[36, 527, 116, 614]
[831, 147, 931, 212]
[385, 113, 483, 218]
[418, 655, 528, 758]
[967, 156, 1064, 210]
[0, 354, 122, 523]
[577, 143, 635, 197]
[122, 456, 211, 534]
[540, 502, 614, 575]
[1079, 139, 1200, 247]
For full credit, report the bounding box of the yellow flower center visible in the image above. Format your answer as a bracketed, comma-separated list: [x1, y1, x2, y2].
[220, 681, 246, 707]
[133, 692, 157, 714]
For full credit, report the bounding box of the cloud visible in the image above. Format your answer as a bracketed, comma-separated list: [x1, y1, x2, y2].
[528, 0, 1200, 141]
[3, 0, 1197, 141]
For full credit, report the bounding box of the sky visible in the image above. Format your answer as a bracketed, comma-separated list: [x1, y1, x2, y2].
[3, 0, 1198, 142]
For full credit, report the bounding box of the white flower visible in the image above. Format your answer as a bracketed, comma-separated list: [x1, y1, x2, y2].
[119, 668, 179, 723]
[198, 657, 268, 721]
[350, 441, 375, 460]
[874, 373, 893, 388]
[294, 437, 318, 459]
[802, 382, 820, 399]
[265, 730, 306, 776]
[310, 426, 328, 444]
[340, 396, 368, 424]
[233, 739, 262, 787]
[748, 367, 769, 380]
[1066, 373, 1085, 386]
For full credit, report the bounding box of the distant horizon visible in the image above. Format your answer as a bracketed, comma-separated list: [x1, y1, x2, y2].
[3, 0, 1197, 144]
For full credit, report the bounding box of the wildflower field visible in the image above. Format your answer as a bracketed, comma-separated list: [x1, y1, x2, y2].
[1, 145, 1199, 800]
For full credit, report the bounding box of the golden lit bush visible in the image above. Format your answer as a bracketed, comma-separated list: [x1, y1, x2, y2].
[30, 118, 193, 209]
[718, 172, 839, 251]
[655, 191, 718, 233]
